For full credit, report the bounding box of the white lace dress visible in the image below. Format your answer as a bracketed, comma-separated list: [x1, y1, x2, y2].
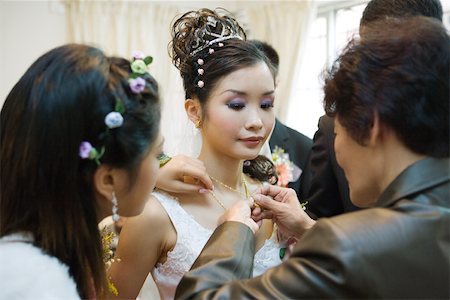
[138, 190, 282, 300]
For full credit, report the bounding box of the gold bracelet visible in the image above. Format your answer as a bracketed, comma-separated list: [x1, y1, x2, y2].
[158, 153, 172, 168]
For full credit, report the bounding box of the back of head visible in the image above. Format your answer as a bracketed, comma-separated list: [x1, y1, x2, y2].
[0, 44, 160, 297]
[361, 0, 443, 26]
[324, 16, 449, 158]
[248, 40, 280, 77]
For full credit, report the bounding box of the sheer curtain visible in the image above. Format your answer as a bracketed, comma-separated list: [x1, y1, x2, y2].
[246, 0, 317, 122]
[65, 0, 316, 155]
[66, 0, 189, 155]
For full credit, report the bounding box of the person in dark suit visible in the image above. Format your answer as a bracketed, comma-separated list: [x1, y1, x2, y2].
[307, 115, 357, 217]
[175, 16, 449, 299]
[306, 0, 444, 218]
[269, 119, 312, 200]
[249, 39, 313, 201]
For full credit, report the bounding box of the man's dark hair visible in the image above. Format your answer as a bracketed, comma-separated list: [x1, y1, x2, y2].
[361, 0, 443, 26]
[324, 16, 449, 158]
[248, 40, 280, 76]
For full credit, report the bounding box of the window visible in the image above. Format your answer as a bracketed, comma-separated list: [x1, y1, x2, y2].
[286, 1, 368, 138]
[286, 0, 450, 139]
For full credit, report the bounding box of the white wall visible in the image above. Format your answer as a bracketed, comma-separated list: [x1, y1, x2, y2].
[0, 0, 248, 109]
[0, 0, 66, 108]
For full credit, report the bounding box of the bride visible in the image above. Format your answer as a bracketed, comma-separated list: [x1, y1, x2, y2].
[109, 8, 283, 299]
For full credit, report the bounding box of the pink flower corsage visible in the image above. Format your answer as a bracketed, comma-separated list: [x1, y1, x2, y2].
[271, 146, 294, 187]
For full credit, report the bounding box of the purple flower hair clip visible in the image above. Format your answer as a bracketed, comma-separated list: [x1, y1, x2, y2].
[79, 141, 105, 165]
[129, 77, 146, 94]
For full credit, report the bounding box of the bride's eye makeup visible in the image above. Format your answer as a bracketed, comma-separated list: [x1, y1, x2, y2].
[261, 98, 274, 110]
[227, 99, 246, 110]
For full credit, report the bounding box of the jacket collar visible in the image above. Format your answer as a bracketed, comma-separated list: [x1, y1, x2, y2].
[273, 119, 290, 143]
[377, 157, 449, 207]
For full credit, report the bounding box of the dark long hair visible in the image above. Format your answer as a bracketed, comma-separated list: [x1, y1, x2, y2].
[324, 17, 449, 157]
[170, 8, 277, 182]
[0, 44, 160, 297]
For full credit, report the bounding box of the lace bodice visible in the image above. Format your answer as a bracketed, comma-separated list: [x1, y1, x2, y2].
[140, 190, 282, 300]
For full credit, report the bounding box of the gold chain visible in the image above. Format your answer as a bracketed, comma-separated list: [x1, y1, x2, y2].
[209, 190, 227, 210]
[208, 173, 250, 210]
[210, 173, 250, 198]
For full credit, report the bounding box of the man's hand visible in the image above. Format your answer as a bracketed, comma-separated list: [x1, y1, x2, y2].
[251, 185, 316, 239]
[218, 201, 260, 234]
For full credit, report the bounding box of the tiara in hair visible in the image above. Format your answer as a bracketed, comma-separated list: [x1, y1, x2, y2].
[190, 16, 243, 57]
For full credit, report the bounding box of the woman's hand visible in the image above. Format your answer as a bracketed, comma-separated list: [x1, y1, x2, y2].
[155, 155, 213, 194]
[218, 200, 260, 234]
[251, 185, 316, 239]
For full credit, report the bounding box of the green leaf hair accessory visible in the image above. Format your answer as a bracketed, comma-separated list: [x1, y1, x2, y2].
[115, 98, 125, 114]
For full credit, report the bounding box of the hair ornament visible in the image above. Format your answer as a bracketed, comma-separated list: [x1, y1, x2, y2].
[190, 15, 243, 57]
[209, 48, 215, 54]
[132, 50, 145, 60]
[197, 80, 205, 88]
[129, 77, 146, 94]
[129, 52, 152, 94]
[198, 68, 204, 75]
[105, 112, 124, 129]
[79, 50, 152, 165]
[197, 59, 204, 65]
[218, 42, 224, 47]
[79, 141, 105, 165]
[130, 52, 153, 75]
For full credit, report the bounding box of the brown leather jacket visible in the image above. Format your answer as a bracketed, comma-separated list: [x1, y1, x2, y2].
[176, 157, 450, 299]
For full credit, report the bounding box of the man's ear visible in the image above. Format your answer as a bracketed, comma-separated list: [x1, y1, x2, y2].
[367, 113, 382, 147]
[185, 98, 202, 125]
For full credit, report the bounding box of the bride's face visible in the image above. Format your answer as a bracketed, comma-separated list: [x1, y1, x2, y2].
[201, 62, 275, 160]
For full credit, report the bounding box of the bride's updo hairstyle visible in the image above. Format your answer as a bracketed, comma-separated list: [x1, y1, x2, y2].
[170, 8, 278, 183]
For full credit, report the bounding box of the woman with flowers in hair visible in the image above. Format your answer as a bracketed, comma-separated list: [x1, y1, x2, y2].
[110, 8, 284, 299]
[0, 44, 164, 298]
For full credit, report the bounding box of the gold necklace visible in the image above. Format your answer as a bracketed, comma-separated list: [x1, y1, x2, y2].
[209, 190, 227, 210]
[208, 173, 250, 210]
[210, 173, 250, 198]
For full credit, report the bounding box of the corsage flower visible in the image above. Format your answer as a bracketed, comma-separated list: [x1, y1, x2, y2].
[271, 146, 294, 187]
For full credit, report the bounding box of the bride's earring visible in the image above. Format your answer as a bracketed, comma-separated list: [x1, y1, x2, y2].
[195, 119, 202, 128]
[111, 192, 120, 222]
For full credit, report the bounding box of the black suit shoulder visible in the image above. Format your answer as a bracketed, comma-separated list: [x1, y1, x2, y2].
[269, 119, 312, 200]
[306, 115, 357, 218]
